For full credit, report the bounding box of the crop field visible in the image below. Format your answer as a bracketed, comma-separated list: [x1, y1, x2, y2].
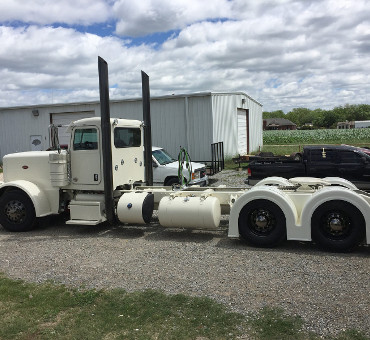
[264, 128, 370, 145]
[261, 129, 370, 155]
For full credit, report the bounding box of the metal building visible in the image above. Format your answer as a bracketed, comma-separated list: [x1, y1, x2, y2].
[0, 92, 262, 162]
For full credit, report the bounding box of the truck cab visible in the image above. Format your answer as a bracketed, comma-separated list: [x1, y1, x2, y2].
[66, 117, 145, 191]
[0, 117, 146, 229]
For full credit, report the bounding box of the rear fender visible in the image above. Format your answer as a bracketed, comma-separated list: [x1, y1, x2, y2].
[322, 177, 358, 190]
[229, 185, 299, 239]
[301, 186, 370, 244]
[0, 180, 56, 217]
[254, 177, 292, 187]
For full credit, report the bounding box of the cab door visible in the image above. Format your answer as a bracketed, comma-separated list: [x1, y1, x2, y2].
[70, 127, 102, 185]
[338, 150, 366, 180]
[306, 148, 339, 178]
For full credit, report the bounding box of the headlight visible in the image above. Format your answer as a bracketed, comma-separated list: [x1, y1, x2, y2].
[192, 171, 200, 180]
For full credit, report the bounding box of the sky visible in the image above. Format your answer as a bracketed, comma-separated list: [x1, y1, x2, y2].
[0, 0, 369, 112]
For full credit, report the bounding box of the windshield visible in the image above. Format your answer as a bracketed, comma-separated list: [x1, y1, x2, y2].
[358, 147, 370, 157]
[152, 148, 176, 165]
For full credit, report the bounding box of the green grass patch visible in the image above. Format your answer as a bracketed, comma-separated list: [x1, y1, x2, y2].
[223, 156, 245, 170]
[0, 274, 368, 340]
[0, 274, 243, 340]
[259, 145, 304, 156]
[248, 307, 305, 340]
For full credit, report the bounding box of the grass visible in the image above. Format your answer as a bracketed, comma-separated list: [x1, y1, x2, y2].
[224, 156, 244, 170]
[0, 274, 368, 340]
[0, 274, 243, 340]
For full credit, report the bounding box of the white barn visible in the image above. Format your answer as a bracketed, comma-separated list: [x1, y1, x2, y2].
[0, 92, 263, 162]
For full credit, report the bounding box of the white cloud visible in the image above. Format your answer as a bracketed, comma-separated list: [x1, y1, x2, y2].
[0, 0, 369, 111]
[113, 0, 232, 37]
[0, 0, 111, 25]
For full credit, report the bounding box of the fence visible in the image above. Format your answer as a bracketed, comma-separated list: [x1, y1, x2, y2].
[194, 141, 224, 176]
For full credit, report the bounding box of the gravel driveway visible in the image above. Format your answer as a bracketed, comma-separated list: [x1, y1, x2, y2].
[0, 170, 369, 337]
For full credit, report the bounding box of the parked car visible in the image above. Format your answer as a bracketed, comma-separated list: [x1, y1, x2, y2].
[152, 146, 208, 186]
[246, 145, 370, 189]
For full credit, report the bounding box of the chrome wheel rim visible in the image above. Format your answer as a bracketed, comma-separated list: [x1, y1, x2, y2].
[4, 200, 26, 224]
[321, 212, 350, 239]
[249, 208, 276, 235]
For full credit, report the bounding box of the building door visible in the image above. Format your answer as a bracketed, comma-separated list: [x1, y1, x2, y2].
[237, 109, 249, 155]
[50, 111, 95, 146]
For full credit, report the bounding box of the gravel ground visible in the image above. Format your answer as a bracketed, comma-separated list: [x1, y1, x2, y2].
[0, 170, 369, 337]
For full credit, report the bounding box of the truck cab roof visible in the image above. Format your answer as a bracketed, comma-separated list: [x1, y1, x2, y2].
[304, 144, 370, 156]
[66, 117, 142, 132]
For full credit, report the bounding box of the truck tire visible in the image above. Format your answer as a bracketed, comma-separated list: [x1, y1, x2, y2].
[291, 152, 302, 161]
[238, 199, 286, 247]
[165, 177, 180, 186]
[311, 200, 365, 252]
[0, 191, 37, 232]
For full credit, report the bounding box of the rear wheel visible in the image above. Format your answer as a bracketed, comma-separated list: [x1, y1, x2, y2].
[0, 191, 37, 232]
[311, 200, 365, 252]
[238, 199, 286, 247]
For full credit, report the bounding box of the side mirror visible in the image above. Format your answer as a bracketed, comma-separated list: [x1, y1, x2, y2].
[153, 162, 158, 168]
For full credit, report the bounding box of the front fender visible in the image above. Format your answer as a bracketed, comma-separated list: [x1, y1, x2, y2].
[228, 185, 298, 239]
[301, 186, 370, 244]
[0, 180, 57, 217]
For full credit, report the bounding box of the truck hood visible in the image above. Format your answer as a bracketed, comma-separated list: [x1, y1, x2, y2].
[162, 161, 205, 171]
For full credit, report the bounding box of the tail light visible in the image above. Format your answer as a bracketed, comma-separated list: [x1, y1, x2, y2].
[248, 168, 251, 176]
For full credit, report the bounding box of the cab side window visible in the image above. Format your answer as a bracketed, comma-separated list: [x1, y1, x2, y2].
[114, 128, 141, 148]
[340, 151, 362, 163]
[73, 128, 98, 150]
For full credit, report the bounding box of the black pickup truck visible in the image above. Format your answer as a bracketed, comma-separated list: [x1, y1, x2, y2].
[246, 145, 370, 189]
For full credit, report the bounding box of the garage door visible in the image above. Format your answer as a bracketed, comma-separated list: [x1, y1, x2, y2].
[237, 109, 249, 155]
[51, 111, 95, 145]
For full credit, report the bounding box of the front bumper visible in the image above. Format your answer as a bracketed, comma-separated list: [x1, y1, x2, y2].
[189, 176, 209, 187]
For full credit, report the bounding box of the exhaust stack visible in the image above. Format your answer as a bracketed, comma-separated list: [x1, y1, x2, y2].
[141, 71, 153, 186]
[98, 56, 115, 224]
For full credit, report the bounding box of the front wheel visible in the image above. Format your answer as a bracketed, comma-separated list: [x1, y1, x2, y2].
[311, 200, 365, 252]
[0, 191, 37, 232]
[238, 199, 286, 247]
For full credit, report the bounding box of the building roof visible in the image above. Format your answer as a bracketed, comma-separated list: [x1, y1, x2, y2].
[0, 91, 262, 111]
[264, 118, 296, 126]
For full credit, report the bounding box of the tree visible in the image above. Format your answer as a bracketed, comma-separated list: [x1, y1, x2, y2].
[312, 109, 326, 128]
[286, 108, 314, 127]
[322, 111, 339, 128]
[263, 110, 285, 119]
[265, 104, 370, 129]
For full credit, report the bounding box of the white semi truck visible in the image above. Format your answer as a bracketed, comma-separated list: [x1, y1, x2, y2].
[0, 57, 369, 252]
